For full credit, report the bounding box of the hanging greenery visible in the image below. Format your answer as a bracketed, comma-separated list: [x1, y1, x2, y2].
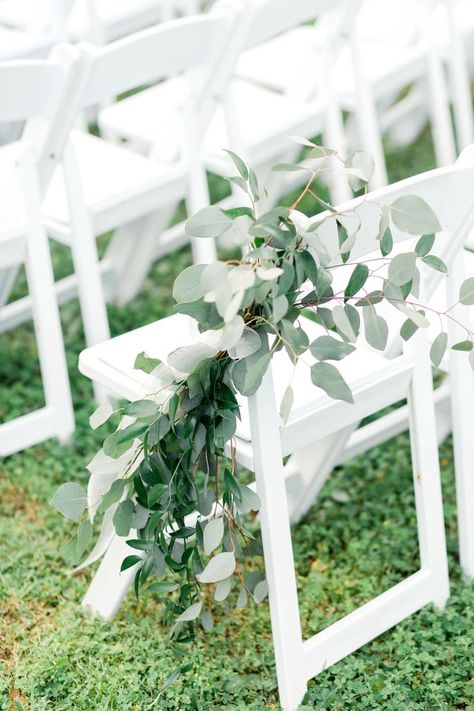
[52, 142, 474, 681]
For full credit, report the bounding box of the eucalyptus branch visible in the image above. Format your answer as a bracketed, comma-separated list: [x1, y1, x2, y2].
[52, 144, 474, 694]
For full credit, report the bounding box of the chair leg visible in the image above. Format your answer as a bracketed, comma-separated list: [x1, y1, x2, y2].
[248, 366, 308, 711]
[82, 533, 143, 621]
[106, 204, 177, 307]
[62, 147, 111, 403]
[19, 148, 75, 442]
[447, 253, 474, 577]
[406, 335, 450, 608]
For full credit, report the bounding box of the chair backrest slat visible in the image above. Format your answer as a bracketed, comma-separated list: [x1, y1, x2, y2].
[81, 13, 236, 108]
[240, 0, 351, 49]
[313, 156, 474, 268]
[0, 60, 65, 122]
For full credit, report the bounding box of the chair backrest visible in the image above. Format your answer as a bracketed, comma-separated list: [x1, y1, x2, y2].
[312, 148, 474, 353]
[0, 45, 92, 195]
[314, 151, 474, 267]
[79, 11, 238, 109]
[236, 0, 357, 49]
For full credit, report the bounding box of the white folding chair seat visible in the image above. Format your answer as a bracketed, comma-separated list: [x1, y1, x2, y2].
[100, 77, 326, 178]
[44, 131, 189, 239]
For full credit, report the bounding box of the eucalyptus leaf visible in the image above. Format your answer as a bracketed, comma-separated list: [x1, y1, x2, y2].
[89, 402, 114, 430]
[452, 340, 473, 351]
[460, 277, 474, 305]
[380, 226, 393, 257]
[387, 253, 417, 286]
[311, 362, 354, 404]
[124, 400, 159, 418]
[253, 580, 268, 603]
[185, 206, 232, 238]
[223, 149, 248, 180]
[51, 482, 87, 521]
[363, 307, 388, 351]
[391, 196, 441, 234]
[236, 586, 248, 608]
[332, 305, 356, 342]
[214, 576, 233, 602]
[346, 150, 374, 190]
[176, 602, 202, 623]
[345, 264, 369, 298]
[76, 519, 93, 557]
[279, 384, 294, 424]
[415, 233, 435, 257]
[310, 336, 355, 361]
[134, 352, 161, 374]
[228, 327, 261, 360]
[421, 255, 448, 273]
[430, 332, 448, 367]
[173, 264, 206, 304]
[113, 499, 135, 537]
[200, 609, 214, 631]
[236, 485, 261, 514]
[396, 303, 430, 328]
[197, 552, 236, 584]
[203, 518, 224, 556]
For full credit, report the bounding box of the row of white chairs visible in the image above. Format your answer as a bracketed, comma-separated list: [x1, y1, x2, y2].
[1, 2, 473, 707]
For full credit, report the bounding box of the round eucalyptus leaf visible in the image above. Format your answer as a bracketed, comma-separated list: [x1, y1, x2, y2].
[185, 206, 232, 238]
[459, 277, 474, 305]
[198, 552, 236, 584]
[203, 518, 224, 556]
[391, 196, 441, 234]
[311, 362, 354, 404]
[51, 482, 87, 521]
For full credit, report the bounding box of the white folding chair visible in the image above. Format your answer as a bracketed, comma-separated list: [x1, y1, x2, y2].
[0, 47, 89, 455]
[0, 11, 242, 403]
[97, 0, 365, 207]
[76, 156, 474, 707]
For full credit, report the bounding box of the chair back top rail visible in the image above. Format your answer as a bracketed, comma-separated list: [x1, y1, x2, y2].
[80, 12, 238, 109]
[312, 149, 474, 269]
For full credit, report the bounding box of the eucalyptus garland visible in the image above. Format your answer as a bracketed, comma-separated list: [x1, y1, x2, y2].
[53, 142, 474, 681]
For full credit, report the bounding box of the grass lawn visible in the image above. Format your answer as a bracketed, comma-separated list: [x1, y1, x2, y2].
[1, 130, 474, 710]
